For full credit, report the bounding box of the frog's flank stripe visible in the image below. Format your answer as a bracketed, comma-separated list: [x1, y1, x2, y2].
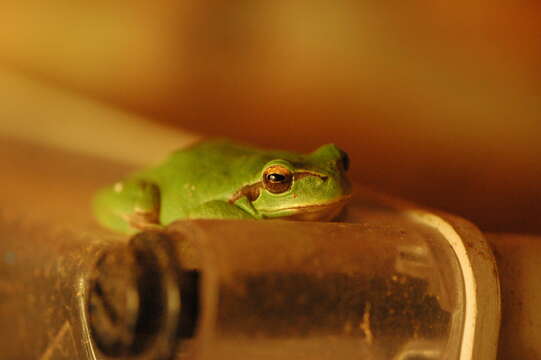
[293, 171, 328, 181]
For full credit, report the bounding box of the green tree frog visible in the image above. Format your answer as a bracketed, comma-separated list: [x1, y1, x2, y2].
[93, 139, 352, 234]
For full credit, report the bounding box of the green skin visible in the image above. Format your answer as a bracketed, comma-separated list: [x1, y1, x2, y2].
[93, 139, 352, 234]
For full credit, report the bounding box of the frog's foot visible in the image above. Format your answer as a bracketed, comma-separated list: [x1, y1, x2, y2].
[125, 209, 162, 231]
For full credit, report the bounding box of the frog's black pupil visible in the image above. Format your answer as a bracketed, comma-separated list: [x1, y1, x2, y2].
[341, 152, 350, 171]
[268, 173, 285, 182]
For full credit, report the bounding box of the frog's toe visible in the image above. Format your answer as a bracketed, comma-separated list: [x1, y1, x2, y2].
[125, 210, 161, 230]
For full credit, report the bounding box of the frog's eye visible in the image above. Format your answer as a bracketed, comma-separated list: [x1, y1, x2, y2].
[263, 165, 293, 193]
[340, 151, 350, 172]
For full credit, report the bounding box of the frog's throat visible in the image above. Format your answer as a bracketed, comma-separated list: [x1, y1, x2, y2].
[228, 171, 327, 204]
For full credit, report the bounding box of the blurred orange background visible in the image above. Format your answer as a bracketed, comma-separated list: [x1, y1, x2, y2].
[1, 1, 540, 233]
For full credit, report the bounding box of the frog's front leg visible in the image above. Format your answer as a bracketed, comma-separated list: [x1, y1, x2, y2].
[187, 198, 259, 220]
[93, 179, 161, 234]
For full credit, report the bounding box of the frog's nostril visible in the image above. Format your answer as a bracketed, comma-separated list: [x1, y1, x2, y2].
[321, 176, 328, 182]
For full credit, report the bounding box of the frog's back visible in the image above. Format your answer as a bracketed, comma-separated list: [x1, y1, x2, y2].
[163, 139, 272, 175]
[170, 139, 261, 164]
[162, 139, 302, 174]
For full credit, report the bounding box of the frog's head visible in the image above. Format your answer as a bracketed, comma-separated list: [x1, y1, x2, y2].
[249, 144, 352, 221]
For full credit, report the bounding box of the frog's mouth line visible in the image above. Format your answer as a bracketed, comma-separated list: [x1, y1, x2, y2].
[263, 194, 353, 221]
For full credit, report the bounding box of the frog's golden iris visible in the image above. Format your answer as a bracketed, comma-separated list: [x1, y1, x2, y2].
[263, 165, 293, 194]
